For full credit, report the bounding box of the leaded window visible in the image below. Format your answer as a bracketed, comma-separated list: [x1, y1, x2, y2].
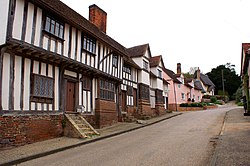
[82, 34, 96, 54]
[100, 79, 115, 101]
[127, 86, 133, 96]
[143, 60, 148, 70]
[158, 69, 162, 78]
[139, 84, 149, 100]
[123, 65, 131, 74]
[156, 89, 163, 103]
[44, 16, 64, 39]
[112, 55, 118, 67]
[82, 76, 91, 91]
[32, 74, 54, 99]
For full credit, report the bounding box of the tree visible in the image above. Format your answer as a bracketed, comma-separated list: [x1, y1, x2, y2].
[206, 63, 241, 100]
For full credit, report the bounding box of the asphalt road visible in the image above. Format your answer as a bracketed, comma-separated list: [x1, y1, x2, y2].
[20, 105, 238, 166]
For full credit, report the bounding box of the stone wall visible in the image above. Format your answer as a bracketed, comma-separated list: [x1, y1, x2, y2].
[0, 113, 63, 148]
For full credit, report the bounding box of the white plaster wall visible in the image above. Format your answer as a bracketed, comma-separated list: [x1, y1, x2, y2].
[14, 56, 22, 110]
[40, 62, 46, 76]
[76, 30, 81, 62]
[2, 53, 10, 110]
[70, 27, 76, 59]
[63, 24, 70, 57]
[0, 0, 10, 45]
[64, 70, 77, 77]
[13, 0, 24, 40]
[33, 61, 39, 74]
[141, 70, 150, 85]
[144, 49, 150, 59]
[25, 2, 34, 43]
[132, 57, 142, 68]
[54, 66, 59, 110]
[34, 7, 42, 47]
[23, 58, 30, 110]
[157, 78, 163, 90]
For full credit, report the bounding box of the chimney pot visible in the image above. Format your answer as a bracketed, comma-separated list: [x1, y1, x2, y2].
[89, 4, 107, 33]
[197, 67, 201, 80]
[177, 63, 181, 74]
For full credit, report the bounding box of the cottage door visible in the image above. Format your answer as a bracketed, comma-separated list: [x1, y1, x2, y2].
[66, 81, 75, 112]
[122, 90, 127, 112]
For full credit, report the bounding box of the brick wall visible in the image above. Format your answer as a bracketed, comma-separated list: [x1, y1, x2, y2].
[95, 99, 118, 128]
[155, 104, 166, 116]
[137, 99, 155, 118]
[0, 113, 63, 148]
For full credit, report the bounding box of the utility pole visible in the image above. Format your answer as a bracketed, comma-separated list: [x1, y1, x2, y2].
[222, 69, 225, 98]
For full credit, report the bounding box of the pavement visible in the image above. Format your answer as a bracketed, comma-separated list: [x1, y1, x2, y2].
[210, 107, 250, 166]
[0, 112, 182, 166]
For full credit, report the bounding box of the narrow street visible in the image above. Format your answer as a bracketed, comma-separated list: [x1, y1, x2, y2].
[20, 105, 239, 166]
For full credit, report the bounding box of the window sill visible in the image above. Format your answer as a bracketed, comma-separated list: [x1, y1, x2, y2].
[42, 30, 65, 42]
[82, 49, 97, 56]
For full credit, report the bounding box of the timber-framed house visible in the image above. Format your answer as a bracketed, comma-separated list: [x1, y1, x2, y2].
[0, 0, 134, 147]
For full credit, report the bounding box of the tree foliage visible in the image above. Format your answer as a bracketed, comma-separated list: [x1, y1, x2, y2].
[206, 63, 241, 99]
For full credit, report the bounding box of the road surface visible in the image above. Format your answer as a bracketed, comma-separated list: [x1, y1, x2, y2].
[20, 105, 238, 166]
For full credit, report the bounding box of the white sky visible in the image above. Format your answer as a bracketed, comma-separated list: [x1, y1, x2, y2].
[61, 0, 250, 75]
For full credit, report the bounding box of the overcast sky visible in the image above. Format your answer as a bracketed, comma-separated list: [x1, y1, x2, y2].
[61, 0, 250, 75]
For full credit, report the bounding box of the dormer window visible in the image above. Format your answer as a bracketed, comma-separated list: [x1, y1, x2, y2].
[44, 16, 64, 39]
[143, 60, 148, 70]
[82, 34, 96, 54]
[158, 69, 162, 78]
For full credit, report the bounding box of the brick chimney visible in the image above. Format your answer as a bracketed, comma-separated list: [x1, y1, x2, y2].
[89, 4, 107, 33]
[197, 67, 201, 80]
[177, 63, 181, 74]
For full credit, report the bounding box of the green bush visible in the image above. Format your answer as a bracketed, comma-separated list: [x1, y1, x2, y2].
[210, 96, 217, 103]
[180, 103, 189, 107]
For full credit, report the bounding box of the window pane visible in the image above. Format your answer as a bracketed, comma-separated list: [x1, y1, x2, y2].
[45, 17, 50, 32]
[59, 25, 64, 38]
[51, 20, 55, 34]
[55, 23, 60, 37]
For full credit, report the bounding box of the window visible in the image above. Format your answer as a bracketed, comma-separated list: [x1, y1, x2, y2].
[127, 86, 133, 96]
[178, 84, 181, 88]
[31, 74, 54, 100]
[143, 60, 148, 70]
[139, 84, 149, 100]
[44, 16, 64, 39]
[81, 76, 91, 91]
[100, 79, 115, 101]
[156, 89, 163, 103]
[112, 55, 118, 67]
[198, 96, 200, 101]
[123, 65, 131, 74]
[82, 34, 96, 54]
[158, 69, 162, 78]
[181, 93, 185, 100]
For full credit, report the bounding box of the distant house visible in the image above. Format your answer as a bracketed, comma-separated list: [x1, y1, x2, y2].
[194, 68, 215, 96]
[163, 63, 204, 111]
[127, 44, 167, 117]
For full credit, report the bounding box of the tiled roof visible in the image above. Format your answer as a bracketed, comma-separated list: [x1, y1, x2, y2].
[163, 68, 181, 83]
[127, 44, 149, 57]
[150, 55, 161, 67]
[37, 0, 128, 57]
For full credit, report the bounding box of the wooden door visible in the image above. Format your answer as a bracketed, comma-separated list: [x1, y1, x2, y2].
[66, 81, 75, 112]
[122, 90, 127, 112]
